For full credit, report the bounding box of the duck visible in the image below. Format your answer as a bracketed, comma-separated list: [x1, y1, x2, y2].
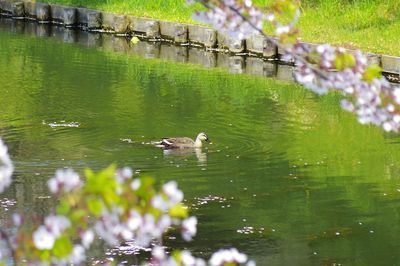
[155, 132, 209, 149]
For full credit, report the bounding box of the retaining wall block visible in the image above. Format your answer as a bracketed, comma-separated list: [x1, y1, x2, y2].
[12, 1, 24, 17]
[174, 23, 188, 43]
[23, 1, 35, 18]
[36, 3, 50, 22]
[366, 53, 381, 66]
[381, 55, 400, 74]
[62, 7, 77, 26]
[76, 7, 92, 25]
[217, 33, 245, 53]
[130, 41, 161, 59]
[0, 1, 24, 17]
[0, 1, 5, 13]
[102, 12, 129, 34]
[159, 20, 188, 43]
[76, 7, 88, 24]
[76, 7, 101, 29]
[277, 40, 285, 55]
[246, 34, 278, 58]
[159, 44, 188, 63]
[188, 25, 217, 48]
[0, 0, 9, 13]
[246, 34, 263, 55]
[264, 38, 278, 58]
[188, 48, 217, 68]
[50, 4, 65, 23]
[87, 11, 101, 29]
[129, 16, 160, 38]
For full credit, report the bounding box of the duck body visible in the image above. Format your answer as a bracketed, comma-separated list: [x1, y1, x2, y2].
[155, 132, 209, 149]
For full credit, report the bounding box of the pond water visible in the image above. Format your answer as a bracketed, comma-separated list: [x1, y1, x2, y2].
[1, 17, 400, 266]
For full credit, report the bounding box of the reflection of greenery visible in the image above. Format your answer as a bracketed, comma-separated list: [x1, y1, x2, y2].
[2, 26, 400, 265]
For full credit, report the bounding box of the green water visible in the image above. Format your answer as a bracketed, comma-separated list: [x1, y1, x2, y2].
[1, 17, 400, 266]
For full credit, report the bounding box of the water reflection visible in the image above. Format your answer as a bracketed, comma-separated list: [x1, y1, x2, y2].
[163, 148, 207, 165]
[0, 16, 292, 82]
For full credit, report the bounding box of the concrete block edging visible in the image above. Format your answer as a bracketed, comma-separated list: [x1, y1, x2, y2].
[0, 0, 398, 76]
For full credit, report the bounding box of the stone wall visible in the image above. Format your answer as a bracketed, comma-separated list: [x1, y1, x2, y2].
[0, 0, 399, 78]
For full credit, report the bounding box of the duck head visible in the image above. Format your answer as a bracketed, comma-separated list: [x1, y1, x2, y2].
[197, 132, 209, 142]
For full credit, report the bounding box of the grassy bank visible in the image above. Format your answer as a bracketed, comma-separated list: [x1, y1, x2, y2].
[41, 0, 400, 56]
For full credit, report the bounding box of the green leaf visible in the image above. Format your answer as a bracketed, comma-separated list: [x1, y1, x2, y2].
[169, 204, 188, 218]
[363, 64, 382, 82]
[86, 197, 103, 217]
[130, 36, 140, 45]
[52, 236, 73, 258]
[335, 53, 356, 71]
[38, 249, 50, 261]
[84, 164, 117, 195]
[171, 250, 182, 261]
[57, 200, 71, 215]
[135, 176, 155, 200]
[69, 209, 87, 222]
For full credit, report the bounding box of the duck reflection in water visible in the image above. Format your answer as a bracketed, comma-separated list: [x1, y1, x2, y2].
[162, 148, 207, 164]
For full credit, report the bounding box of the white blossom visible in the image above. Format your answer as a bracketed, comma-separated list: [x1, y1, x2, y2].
[189, 0, 264, 40]
[0, 139, 13, 193]
[33, 226, 56, 250]
[209, 248, 248, 266]
[163, 181, 184, 204]
[70, 244, 85, 264]
[44, 215, 71, 237]
[82, 229, 94, 249]
[47, 168, 82, 194]
[127, 210, 142, 231]
[131, 178, 141, 190]
[182, 216, 197, 241]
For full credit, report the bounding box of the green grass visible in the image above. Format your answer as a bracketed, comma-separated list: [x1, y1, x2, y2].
[41, 0, 400, 56]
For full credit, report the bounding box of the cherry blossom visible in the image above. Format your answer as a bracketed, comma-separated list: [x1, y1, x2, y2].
[0, 139, 13, 193]
[81, 230, 94, 249]
[33, 226, 56, 250]
[149, 246, 253, 266]
[182, 216, 198, 241]
[47, 168, 82, 194]
[209, 248, 249, 266]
